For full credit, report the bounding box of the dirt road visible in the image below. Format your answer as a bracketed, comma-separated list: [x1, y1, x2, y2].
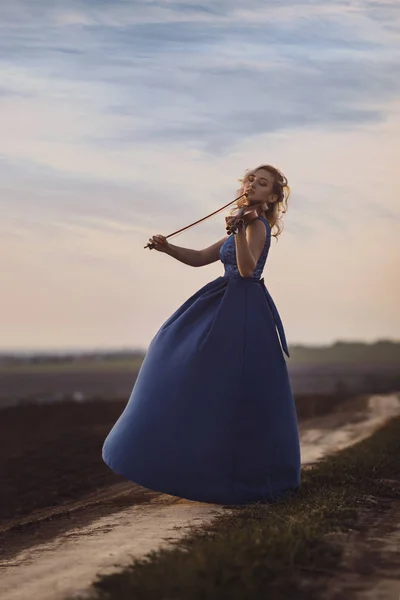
[1, 392, 399, 600]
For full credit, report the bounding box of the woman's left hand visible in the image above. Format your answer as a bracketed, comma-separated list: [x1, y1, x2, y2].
[225, 215, 244, 234]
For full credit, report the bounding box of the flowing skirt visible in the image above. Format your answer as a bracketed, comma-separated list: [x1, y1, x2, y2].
[102, 275, 301, 505]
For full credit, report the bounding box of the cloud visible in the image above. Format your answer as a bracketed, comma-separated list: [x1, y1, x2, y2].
[0, 0, 399, 203]
[1, 0, 398, 162]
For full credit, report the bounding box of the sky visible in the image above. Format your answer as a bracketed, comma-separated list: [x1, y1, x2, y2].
[1, 0, 399, 353]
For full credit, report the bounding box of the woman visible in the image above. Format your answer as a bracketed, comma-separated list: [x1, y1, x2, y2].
[102, 164, 301, 505]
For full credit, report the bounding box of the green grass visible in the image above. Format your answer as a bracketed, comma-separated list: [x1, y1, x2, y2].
[0, 358, 144, 374]
[72, 417, 400, 600]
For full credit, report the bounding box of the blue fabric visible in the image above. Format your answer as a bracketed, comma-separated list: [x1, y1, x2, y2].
[102, 216, 301, 505]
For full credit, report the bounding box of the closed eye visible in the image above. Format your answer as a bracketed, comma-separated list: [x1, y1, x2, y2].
[248, 175, 268, 185]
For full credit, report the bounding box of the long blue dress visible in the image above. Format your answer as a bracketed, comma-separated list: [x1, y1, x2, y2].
[102, 216, 301, 505]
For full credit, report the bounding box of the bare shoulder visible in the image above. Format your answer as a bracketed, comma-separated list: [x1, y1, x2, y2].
[247, 217, 267, 230]
[246, 217, 267, 237]
[198, 235, 230, 266]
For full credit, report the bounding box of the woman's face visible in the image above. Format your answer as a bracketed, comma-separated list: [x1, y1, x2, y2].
[244, 168, 277, 206]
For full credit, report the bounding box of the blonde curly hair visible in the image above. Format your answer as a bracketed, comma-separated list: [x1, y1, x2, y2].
[230, 164, 290, 242]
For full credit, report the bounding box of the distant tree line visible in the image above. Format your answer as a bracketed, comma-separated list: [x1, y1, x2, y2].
[289, 340, 400, 364]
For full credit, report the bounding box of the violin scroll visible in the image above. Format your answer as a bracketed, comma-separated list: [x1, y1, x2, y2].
[225, 206, 259, 235]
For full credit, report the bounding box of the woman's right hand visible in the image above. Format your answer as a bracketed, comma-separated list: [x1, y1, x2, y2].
[148, 234, 170, 253]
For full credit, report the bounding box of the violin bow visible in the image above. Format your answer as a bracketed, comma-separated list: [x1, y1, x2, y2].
[144, 191, 249, 249]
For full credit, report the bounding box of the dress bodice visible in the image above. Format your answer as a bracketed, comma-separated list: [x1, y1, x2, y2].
[219, 216, 271, 279]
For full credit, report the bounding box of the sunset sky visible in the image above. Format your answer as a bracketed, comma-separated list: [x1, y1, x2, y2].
[1, 0, 399, 352]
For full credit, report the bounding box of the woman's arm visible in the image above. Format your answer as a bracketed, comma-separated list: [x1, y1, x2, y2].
[166, 235, 229, 267]
[150, 231, 228, 267]
[165, 243, 204, 267]
[197, 236, 229, 266]
[234, 219, 266, 277]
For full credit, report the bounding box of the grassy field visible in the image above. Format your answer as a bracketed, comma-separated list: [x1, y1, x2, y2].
[71, 416, 400, 600]
[1, 358, 398, 404]
[0, 357, 144, 374]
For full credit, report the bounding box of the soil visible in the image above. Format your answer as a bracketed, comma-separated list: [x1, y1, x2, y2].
[1, 394, 400, 600]
[0, 394, 369, 527]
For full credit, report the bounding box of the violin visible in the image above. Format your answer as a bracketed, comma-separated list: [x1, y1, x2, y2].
[224, 201, 268, 235]
[144, 192, 267, 250]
